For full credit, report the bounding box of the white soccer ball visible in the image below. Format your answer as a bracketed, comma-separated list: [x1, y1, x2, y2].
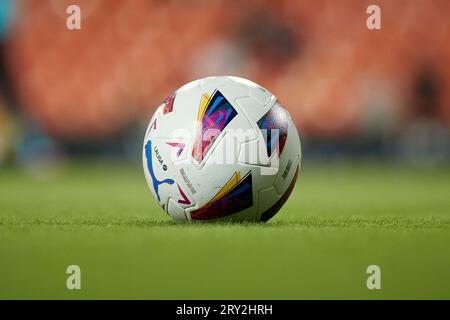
[143, 76, 301, 222]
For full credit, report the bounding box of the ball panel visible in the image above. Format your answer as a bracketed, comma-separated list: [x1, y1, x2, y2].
[189, 170, 253, 221]
[257, 186, 281, 218]
[229, 76, 273, 107]
[238, 138, 271, 166]
[167, 198, 189, 222]
[260, 165, 299, 222]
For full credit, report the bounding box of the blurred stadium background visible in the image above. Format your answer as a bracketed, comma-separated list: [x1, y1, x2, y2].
[0, 0, 449, 170]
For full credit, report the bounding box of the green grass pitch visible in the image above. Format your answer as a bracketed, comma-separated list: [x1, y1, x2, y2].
[1, 160, 449, 299]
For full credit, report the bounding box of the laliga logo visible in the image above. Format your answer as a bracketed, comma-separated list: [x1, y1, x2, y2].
[153, 145, 167, 171]
[168, 127, 281, 176]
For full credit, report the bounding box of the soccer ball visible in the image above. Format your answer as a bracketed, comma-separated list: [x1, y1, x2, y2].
[143, 76, 301, 222]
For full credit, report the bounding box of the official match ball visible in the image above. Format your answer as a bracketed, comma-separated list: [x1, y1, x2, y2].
[143, 76, 301, 222]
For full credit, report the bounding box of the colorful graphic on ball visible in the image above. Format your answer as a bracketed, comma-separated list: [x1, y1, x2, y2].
[192, 90, 237, 162]
[190, 171, 253, 220]
[166, 142, 186, 158]
[162, 92, 176, 114]
[177, 185, 191, 205]
[257, 102, 289, 157]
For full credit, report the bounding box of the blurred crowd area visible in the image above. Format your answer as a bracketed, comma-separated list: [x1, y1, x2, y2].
[0, 0, 450, 170]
